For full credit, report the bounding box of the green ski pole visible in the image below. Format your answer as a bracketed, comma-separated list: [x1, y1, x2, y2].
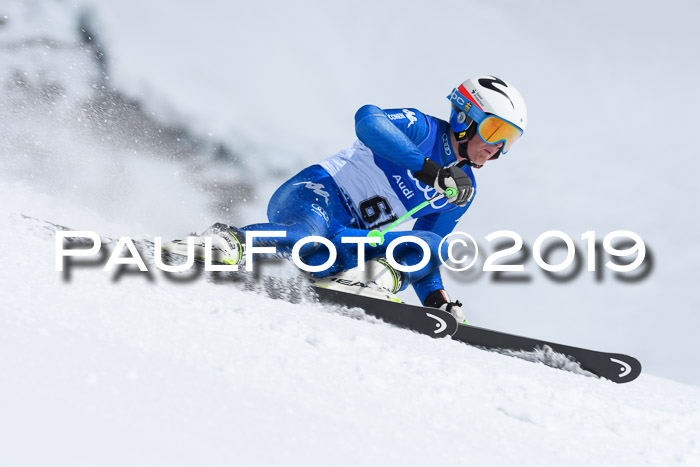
[367, 187, 456, 246]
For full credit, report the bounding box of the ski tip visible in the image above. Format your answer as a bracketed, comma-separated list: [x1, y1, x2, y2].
[606, 354, 642, 384]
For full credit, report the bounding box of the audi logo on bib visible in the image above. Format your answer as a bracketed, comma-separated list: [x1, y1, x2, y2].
[405, 169, 449, 209]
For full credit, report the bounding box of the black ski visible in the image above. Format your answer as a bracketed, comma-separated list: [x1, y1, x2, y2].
[312, 287, 458, 339]
[452, 324, 642, 383]
[312, 286, 640, 383]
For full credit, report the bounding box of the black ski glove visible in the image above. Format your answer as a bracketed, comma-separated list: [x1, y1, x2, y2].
[413, 158, 474, 207]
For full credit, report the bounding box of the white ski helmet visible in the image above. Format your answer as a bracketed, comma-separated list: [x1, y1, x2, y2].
[448, 75, 527, 159]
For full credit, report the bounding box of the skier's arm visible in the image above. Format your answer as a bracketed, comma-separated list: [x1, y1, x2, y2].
[355, 105, 473, 206]
[354, 105, 430, 172]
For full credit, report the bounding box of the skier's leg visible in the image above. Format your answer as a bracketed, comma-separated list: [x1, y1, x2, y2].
[308, 228, 447, 294]
[239, 165, 355, 260]
[162, 165, 353, 265]
[379, 230, 447, 289]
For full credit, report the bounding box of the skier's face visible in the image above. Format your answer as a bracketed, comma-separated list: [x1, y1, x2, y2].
[452, 129, 503, 167]
[466, 136, 502, 166]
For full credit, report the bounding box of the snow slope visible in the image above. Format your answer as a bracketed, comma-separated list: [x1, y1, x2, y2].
[1, 188, 700, 466]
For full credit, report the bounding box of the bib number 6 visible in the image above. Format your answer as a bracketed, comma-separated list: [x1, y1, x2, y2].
[359, 196, 398, 230]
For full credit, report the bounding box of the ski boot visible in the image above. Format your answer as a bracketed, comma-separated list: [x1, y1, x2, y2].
[311, 257, 404, 301]
[161, 223, 246, 265]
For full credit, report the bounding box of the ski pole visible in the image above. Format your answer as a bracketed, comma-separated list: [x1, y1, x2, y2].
[367, 187, 456, 245]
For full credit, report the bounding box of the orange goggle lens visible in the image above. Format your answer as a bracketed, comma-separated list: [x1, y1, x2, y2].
[477, 116, 523, 154]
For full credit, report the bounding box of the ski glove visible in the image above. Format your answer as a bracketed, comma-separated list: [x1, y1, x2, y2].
[440, 301, 467, 324]
[424, 289, 467, 324]
[413, 158, 473, 207]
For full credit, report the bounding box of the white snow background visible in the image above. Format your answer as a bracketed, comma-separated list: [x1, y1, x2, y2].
[1, 0, 699, 465]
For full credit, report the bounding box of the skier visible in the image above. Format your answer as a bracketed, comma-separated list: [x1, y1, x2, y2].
[164, 75, 527, 323]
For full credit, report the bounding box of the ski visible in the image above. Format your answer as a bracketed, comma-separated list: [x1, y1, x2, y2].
[452, 324, 642, 383]
[312, 285, 641, 383]
[312, 286, 458, 339]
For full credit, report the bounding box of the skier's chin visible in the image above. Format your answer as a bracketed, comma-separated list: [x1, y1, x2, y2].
[469, 156, 490, 168]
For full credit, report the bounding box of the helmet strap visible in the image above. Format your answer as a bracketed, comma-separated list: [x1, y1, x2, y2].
[457, 141, 483, 169]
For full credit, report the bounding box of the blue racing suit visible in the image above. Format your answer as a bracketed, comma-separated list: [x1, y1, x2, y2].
[241, 105, 476, 304]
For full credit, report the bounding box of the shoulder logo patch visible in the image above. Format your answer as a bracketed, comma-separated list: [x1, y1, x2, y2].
[402, 109, 417, 127]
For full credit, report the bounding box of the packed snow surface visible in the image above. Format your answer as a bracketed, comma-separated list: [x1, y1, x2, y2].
[2, 200, 700, 466]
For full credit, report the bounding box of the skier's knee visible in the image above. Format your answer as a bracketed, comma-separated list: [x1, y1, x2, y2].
[411, 231, 445, 265]
[389, 231, 444, 270]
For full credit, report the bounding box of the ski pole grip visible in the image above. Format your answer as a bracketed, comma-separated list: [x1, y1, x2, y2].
[444, 187, 457, 198]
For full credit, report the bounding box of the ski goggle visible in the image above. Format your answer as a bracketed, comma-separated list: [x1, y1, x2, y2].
[448, 88, 523, 154]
